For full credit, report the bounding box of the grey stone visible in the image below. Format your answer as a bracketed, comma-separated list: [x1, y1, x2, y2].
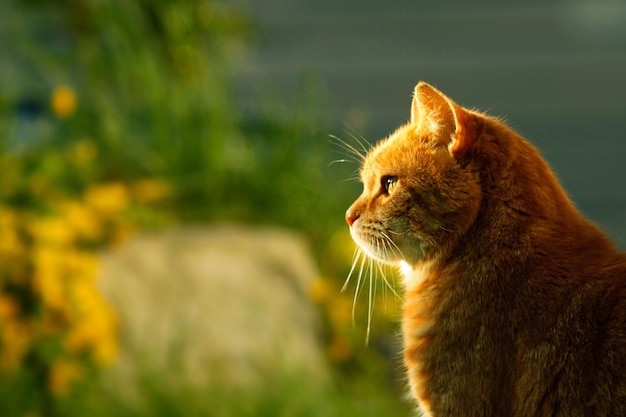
[98, 225, 328, 393]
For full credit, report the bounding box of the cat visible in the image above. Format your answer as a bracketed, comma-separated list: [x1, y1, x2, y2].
[345, 81, 626, 416]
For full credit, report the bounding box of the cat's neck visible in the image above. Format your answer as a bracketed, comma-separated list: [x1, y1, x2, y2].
[400, 123, 619, 290]
[400, 260, 435, 292]
[472, 121, 614, 253]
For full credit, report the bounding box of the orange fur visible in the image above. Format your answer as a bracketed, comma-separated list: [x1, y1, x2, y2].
[346, 82, 626, 416]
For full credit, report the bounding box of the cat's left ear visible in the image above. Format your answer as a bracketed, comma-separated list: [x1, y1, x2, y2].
[411, 82, 476, 157]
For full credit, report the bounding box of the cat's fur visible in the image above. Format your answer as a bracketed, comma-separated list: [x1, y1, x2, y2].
[345, 82, 626, 416]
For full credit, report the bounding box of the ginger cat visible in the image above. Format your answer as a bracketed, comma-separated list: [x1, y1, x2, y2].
[345, 82, 626, 416]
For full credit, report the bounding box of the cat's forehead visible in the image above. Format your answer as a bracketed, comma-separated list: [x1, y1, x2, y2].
[361, 125, 420, 177]
[362, 135, 397, 177]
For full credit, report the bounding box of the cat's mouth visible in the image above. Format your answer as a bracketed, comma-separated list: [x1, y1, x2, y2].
[350, 219, 431, 267]
[349, 224, 403, 265]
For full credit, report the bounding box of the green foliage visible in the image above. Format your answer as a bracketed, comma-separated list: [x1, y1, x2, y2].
[0, 0, 404, 416]
[3, 0, 353, 236]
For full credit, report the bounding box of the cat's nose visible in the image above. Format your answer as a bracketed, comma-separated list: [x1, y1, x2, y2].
[345, 208, 360, 227]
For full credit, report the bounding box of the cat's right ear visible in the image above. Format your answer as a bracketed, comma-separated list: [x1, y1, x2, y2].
[411, 82, 455, 134]
[411, 82, 476, 158]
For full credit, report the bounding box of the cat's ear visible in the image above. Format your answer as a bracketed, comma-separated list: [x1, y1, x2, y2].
[411, 82, 476, 157]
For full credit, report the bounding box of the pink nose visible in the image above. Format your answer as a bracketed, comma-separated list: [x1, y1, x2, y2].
[345, 208, 360, 227]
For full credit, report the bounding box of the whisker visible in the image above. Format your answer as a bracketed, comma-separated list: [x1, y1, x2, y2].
[331, 148, 361, 165]
[351, 252, 368, 325]
[381, 231, 405, 259]
[328, 158, 352, 166]
[343, 231, 403, 343]
[339, 176, 361, 184]
[366, 255, 376, 345]
[377, 261, 401, 300]
[336, 169, 361, 183]
[344, 128, 372, 155]
[376, 260, 399, 316]
[329, 134, 367, 163]
[343, 247, 362, 292]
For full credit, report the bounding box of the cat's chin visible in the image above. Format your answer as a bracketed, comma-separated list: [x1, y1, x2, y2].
[361, 246, 397, 265]
[350, 226, 428, 266]
[350, 229, 399, 265]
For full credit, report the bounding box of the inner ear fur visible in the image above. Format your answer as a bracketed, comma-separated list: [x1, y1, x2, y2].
[411, 81, 476, 157]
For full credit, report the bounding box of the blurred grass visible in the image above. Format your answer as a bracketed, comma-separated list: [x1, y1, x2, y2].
[0, 0, 410, 415]
[55, 374, 413, 417]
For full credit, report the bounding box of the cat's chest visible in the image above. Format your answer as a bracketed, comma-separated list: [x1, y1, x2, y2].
[401, 262, 493, 416]
[401, 262, 439, 416]
[401, 262, 438, 355]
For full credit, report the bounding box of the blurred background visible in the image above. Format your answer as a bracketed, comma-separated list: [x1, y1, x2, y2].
[0, 0, 624, 416]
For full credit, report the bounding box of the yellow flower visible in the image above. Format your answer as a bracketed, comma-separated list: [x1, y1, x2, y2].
[84, 183, 130, 218]
[32, 247, 68, 312]
[28, 216, 74, 247]
[0, 294, 18, 320]
[65, 276, 118, 365]
[0, 208, 18, 229]
[61, 202, 102, 241]
[65, 250, 99, 281]
[93, 334, 118, 365]
[0, 318, 32, 370]
[0, 189, 124, 382]
[132, 179, 171, 203]
[0, 209, 23, 258]
[51, 85, 77, 119]
[0, 226, 22, 259]
[110, 222, 134, 245]
[64, 308, 118, 364]
[49, 359, 83, 395]
[0, 209, 27, 280]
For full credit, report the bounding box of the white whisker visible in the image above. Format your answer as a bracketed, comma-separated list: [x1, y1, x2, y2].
[344, 129, 372, 155]
[381, 231, 405, 260]
[338, 172, 361, 183]
[342, 247, 362, 292]
[329, 158, 351, 166]
[329, 134, 367, 164]
[377, 261, 401, 300]
[342, 230, 406, 343]
[366, 256, 376, 345]
[351, 252, 368, 325]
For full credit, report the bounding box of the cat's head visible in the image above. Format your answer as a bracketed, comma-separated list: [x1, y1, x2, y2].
[346, 82, 483, 267]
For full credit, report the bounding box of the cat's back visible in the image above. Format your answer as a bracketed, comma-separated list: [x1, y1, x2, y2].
[407, 91, 626, 417]
[505, 218, 626, 415]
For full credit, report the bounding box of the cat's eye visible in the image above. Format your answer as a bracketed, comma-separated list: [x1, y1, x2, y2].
[382, 176, 398, 194]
